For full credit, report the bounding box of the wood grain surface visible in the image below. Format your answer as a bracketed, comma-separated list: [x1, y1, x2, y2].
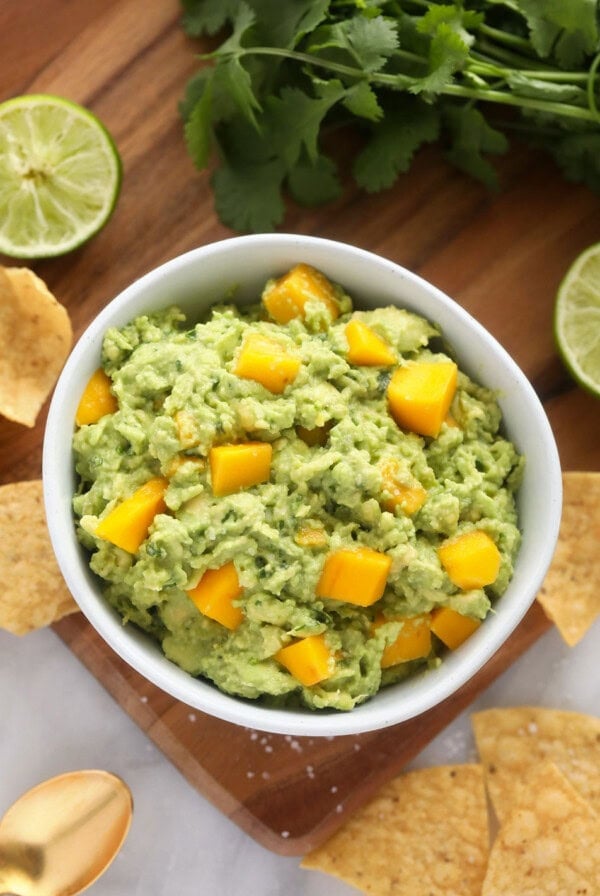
[2, 0, 599, 857]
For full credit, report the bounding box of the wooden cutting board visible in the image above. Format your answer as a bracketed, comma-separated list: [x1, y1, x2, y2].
[51, 604, 551, 855]
[2, 0, 600, 858]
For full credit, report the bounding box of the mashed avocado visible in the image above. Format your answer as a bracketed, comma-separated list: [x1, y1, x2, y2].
[73, 265, 523, 711]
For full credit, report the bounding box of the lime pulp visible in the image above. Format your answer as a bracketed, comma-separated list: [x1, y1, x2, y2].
[0, 94, 122, 259]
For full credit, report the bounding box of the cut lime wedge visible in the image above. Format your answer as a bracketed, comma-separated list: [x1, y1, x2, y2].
[554, 243, 600, 398]
[0, 94, 122, 258]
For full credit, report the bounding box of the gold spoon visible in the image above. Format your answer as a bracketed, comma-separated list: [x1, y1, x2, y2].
[0, 770, 133, 896]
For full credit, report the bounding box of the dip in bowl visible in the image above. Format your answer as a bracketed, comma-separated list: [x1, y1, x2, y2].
[43, 235, 562, 736]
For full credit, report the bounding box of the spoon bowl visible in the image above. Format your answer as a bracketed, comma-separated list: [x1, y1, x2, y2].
[0, 770, 132, 896]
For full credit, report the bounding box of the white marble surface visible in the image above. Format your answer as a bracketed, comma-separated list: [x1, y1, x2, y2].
[1, 616, 599, 895]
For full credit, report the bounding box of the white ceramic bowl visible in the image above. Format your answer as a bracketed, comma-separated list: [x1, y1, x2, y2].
[43, 234, 562, 736]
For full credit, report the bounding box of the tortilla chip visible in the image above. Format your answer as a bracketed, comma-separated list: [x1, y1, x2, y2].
[536, 471, 600, 646]
[0, 266, 72, 427]
[302, 765, 489, 895]
[472, 707, 600, 824]
[0, 480, 78, 634]
[481, 761, 600, 895]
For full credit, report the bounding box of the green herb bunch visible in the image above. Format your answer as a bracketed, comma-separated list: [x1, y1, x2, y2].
[180, 0, 600, 232]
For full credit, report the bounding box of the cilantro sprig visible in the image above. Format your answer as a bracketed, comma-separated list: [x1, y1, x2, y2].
[180, 0, 600, 232]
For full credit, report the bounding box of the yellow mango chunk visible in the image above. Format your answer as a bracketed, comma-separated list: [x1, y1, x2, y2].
[75, 368, 118, 426]
[295, 526, 328, 548]
[430, 606, 481, 650]
[316, 547, 392, 606]
[296, 424, 329, 447]
[275, 634, 332, 686]
[187, 561, 244, 631]
[373, 614, 432, 667]
[262, 263, 340, 324]
[438, 530, 501, 590]
[209, 442, 272, 496]
[387, 361, 458, 438]
[379, 459, 427, 515]
[345, 319, 396, 366]
[234, 332, 300, 394]
[95, 477, 168, 553]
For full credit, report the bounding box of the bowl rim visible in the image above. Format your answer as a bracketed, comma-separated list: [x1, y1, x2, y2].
[43, 234, 563, 736]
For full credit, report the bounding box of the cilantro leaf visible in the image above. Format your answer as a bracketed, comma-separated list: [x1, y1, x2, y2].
[307, 15, 399, 73]
[353, 98, 440, 192]
[410, 6, 483, 95]
[288, 153, 342, 206]
[212, 1, 256, 55]
[513, 0, 599, 66]
[334, 15, 399, 73]
[180, 69, 211, 122]
[343, 80, 383, 121]
[444, 105, 508, 189]
[184, 76, 213, 168]
[212, 158, 286, 232]
[181, 0, 241, 37]
[550, 132, 600, 191]
[247, 0, 329, 48]
[417, 4, 483, 43]
[262, 81, 347, 169]
[411, 24, 472, 95]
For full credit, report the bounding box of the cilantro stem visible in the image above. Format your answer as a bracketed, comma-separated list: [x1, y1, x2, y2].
[472, 40, 552, 72]
[234, 46, 600, 124]
[587, 52, 600, 118]
[440, 83, 598, 122]
[477, 24, 537, 56]
[232, 46, 413, 89]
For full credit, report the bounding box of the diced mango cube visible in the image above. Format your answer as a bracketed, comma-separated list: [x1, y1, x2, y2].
[379, 459, 427, 515]
[316, 547, 391, 606]
[75, 368, 118, 426]
[95, 477, 168, 553]
[295, 526, 328, 548]
[275, 634, 332, 686]
[345, 319, 396, 366]
[262, 263, 340, 324]
[438, 530, 501, 590]
[187, 561, 244, 630]
[430, 606, 481, 649]
[234, 332, 301, 394]
[373, 614, 432, 667]
[209, 442, 272, 496]
[387, 361, 458, 438]
[296, 425, 329, 447]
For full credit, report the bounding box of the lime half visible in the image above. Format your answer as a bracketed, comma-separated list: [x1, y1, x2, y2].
[0, 94, 121, 258]
[555, 243, 600, 398]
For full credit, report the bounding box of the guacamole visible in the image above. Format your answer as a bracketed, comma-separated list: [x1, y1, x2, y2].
[73, 265, 523, 711]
